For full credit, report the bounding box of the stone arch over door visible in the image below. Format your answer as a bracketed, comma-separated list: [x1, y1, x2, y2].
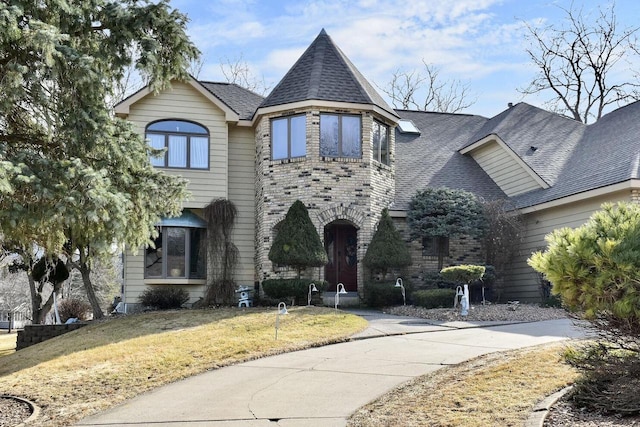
[316, 205, 367, 293]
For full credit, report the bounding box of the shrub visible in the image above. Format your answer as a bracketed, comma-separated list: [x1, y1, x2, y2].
[364, 281, 409, 308]
[138, 286, 189, 310]
[413, 288, 456, 309]
[262, 279, 327, 305]
[58, 298, 91, 322]
[440, 265, 485, 284]
[362, 208, 411, 277]
[422, 271, 457, 290]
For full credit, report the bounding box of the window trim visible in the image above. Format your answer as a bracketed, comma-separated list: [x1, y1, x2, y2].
[146, 119, 210, 170]
[319, 113, 362, 159]
[271, 114, 307, 160]
[144, 226, 207, 280]
[372, 119, 390, 165]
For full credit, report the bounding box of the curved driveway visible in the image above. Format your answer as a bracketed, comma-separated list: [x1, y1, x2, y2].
[77, 311, 586, 427]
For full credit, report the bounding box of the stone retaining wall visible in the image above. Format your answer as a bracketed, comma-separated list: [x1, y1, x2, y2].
[16, 323, 88, 350]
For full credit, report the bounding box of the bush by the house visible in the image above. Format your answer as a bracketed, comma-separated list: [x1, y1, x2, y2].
[138, 286, 189, 310]
[364, 281, 410, 308]
[262, 279, 327, 305]
[362, 208, 411, 279]
[422, 271, 457, 290]
[413, 288, 457, 309]
[58, 298, 91, 322]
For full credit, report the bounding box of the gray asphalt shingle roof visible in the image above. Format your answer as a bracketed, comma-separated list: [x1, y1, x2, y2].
[259, 29, 396, 117]
[199, 81, 264, 120]
[394, 101, 640, 211]
[511, 100, 640, 209]
[393, 110, 506, 210]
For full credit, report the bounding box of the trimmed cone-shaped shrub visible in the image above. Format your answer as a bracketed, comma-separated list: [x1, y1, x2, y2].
[363, 208, 412, 276]
[269, 200, 328, 276]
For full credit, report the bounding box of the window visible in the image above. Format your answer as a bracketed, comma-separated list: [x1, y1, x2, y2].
[272, 115, 306, 160]
[145, 212, 207, 279]
[397, 119, 420, 134]
[422, 236, 450, 257]
[320, 114, 361, 158]
[146, 120, 209, 169]
[373, 120, 389, 165]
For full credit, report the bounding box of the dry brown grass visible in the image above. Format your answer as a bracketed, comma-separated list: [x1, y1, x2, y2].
[0, 307, 366, 427]
[348, 343, 579, 427]
[0, 333, 16, 357]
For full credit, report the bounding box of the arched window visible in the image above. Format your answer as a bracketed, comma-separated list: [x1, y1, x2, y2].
[146, 120, 209, 169]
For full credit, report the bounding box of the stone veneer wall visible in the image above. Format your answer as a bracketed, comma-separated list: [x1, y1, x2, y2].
[255, 106, 396, 295]
[392, 217, 484, 285]
[632, 189, 640, 203]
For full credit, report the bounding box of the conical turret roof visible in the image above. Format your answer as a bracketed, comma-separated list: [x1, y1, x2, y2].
[260, 29, 396, 116]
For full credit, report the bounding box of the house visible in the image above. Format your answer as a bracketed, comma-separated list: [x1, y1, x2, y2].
[115, 30, 640, 311]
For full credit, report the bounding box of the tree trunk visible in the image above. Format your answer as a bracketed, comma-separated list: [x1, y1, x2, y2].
[27, 273, 59, 324]
[79, 262, 104, 319]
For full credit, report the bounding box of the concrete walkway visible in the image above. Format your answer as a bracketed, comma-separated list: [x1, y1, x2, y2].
[77, 311, 586, 427]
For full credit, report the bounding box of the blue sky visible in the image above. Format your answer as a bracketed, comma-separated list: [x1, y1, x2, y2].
[171, 0, 639, 118]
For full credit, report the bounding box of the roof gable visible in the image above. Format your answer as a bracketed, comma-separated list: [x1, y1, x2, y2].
[259, 29, 395, 116]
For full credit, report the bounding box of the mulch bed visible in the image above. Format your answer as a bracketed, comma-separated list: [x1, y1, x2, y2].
[0, 396, 32, 426]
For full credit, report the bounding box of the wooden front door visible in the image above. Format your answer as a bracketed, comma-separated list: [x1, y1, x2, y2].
[324, 223, 358, 292]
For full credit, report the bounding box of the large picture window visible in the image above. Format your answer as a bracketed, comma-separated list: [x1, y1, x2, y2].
[373, 120, 389, 165]
[146, 120, 209, 169]
[272, 115, 306, 160]
[145, 212, 207, 280]
[320, 114, 361, 158]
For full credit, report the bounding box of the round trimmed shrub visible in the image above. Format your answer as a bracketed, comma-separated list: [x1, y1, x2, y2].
[138, 286, 189, 310]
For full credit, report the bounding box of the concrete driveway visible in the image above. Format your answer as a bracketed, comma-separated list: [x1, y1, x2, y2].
[77, 312, 586, 427]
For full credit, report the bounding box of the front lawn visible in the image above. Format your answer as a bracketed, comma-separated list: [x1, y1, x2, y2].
[0, 307, 366, 427]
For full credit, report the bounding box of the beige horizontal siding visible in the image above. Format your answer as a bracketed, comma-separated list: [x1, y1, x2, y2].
[471, 141, 541, 196]
[126, 81, 229, 208]
[504, 190, 632, 301]
[228, 126, 257, 286]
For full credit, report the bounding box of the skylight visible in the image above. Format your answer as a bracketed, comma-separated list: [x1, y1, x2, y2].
[397, 119, 420, 134]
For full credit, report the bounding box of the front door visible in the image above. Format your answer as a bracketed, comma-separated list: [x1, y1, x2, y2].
[324, 223, 358, 292]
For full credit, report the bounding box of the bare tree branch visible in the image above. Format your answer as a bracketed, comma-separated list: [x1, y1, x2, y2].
[219, 54, 272, 96]
[520, 3, 640, 123]
[378, 61, 476, 113]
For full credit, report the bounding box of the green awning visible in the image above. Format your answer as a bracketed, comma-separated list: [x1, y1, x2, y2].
[157, 210, 207, 228]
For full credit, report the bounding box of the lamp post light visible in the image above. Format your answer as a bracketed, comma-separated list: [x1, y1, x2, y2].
[307, 282, 318, 306]
[275, 302, 288, 340]
[335, 283, 347, 312]
[395, 277, 406, 306]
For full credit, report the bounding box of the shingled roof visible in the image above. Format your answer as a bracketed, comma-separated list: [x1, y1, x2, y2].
[199, 82, 264, 121]
[393, 110, 506, 210]
[512, 100, 640, 209]
[260, 29, 396, 117]
[395, 100, 640, 211]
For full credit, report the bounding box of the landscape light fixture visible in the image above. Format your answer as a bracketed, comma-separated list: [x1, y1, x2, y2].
[275, 302, 288, 340]
[307, 282, 319, 306]
[335, 283, 347, 311]
[395, 277, 406, 306]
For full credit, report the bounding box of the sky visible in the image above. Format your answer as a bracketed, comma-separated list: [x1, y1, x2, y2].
[170, 0, 640, 118]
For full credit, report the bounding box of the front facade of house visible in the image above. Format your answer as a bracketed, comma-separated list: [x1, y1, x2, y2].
[116, 30, 640, 310]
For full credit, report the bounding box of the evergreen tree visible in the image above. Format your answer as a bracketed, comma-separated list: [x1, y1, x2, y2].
[407, 187, 487, 270]
[363, 209, 411, 278]
[529, 202, 640, 335]
[269, 200, 328, 278]
[0, 1, 197, 320]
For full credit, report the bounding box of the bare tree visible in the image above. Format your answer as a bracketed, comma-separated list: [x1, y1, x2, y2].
[220, 54, 272, 95]
[520, 3, 640, 123]
[380, 60, 476, 113]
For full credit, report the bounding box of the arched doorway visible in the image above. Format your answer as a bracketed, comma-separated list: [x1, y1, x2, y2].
[324, 221, 358, 292]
